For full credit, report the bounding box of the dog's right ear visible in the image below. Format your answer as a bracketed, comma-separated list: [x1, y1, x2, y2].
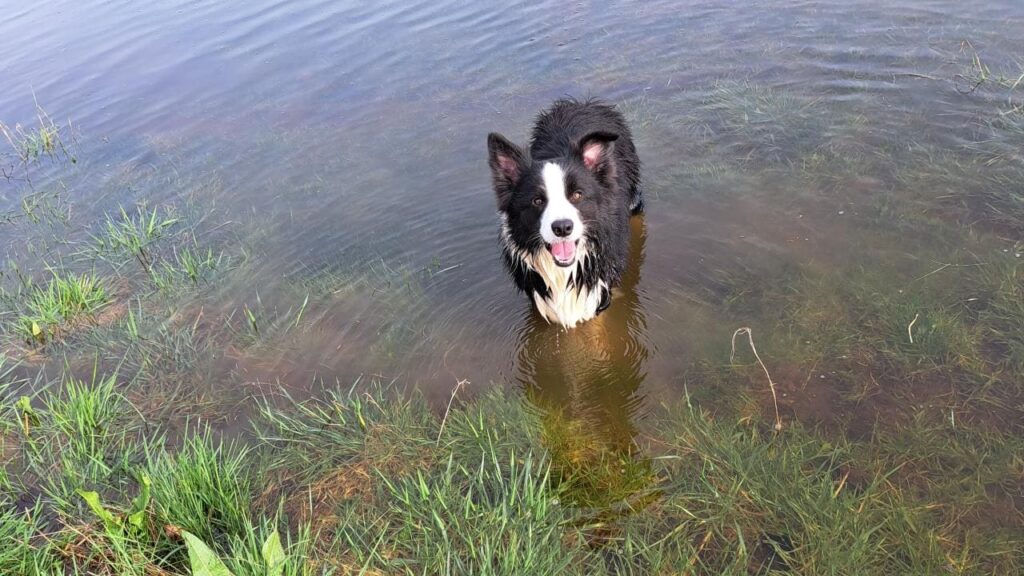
[487, 133, 526, 212]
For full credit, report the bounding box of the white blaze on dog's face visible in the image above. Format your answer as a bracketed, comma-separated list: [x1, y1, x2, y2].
[539, 162, 584, 266]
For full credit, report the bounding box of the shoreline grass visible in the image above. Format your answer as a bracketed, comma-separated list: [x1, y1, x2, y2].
[2, 375, 1021, 575]
[10, 272, 109, 345]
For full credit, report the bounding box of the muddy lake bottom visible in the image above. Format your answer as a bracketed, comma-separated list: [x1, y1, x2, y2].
[2, 0, 1024, 573]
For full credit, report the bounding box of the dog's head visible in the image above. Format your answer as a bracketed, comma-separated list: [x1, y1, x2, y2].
[487, 131, 618, 267]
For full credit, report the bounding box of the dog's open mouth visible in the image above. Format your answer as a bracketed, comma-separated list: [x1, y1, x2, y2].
[548, 239, 577, 267]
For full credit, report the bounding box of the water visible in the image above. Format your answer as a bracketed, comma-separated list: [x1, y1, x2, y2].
[1, 0, 1022, 438]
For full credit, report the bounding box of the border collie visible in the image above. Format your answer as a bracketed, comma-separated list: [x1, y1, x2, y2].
[487, 98, 642, 328]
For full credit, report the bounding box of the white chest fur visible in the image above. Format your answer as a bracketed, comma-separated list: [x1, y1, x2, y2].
[524, 247, 607, 328]
[499, 215, 607, 328]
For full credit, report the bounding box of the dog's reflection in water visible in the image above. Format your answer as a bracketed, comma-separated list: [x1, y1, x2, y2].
[512, 217, 653, 505]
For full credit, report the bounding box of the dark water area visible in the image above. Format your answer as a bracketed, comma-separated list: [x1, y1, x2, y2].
[1, 0, 1023, 444]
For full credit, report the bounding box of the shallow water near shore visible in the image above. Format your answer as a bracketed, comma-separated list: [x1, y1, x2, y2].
[1, 0, 1023, 569]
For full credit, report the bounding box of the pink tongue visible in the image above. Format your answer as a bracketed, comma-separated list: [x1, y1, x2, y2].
[551, 240, 576, 262]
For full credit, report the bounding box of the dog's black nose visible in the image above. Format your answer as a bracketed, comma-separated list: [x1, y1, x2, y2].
[551, 219, 573, 238]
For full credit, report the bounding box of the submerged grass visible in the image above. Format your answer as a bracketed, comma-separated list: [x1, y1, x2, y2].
[90, 204, 232, 303]
[685, 80, 827, 166]
[92, 205, 179, 275]
[709, 247, 1024, 434]
[151, 239, 223, 289]
[0, 101, 75, 179]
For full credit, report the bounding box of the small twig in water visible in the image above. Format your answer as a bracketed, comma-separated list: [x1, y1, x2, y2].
[801, 357, 820, 391]
[730, 327, 783, 431]
[911, 262, 951, 284]
[436, 378, 467, 444]
[907, 313, 920, 344]
[891, 72, 942, 81]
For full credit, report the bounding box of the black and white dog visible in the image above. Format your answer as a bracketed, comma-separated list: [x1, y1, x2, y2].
[487, 98, 642, 328]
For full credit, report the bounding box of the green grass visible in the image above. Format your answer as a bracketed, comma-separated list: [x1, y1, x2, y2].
[0, 501, 42, 575]
[151, 239, 223, 289]
[11, 272, 109, 344]
[147, 433, 253, 544]
[93, 205, 179, 274]
[86, 203, 232, 296]
[26, 375, 141, 507]
[1, 372, 1020, 575]
[1, 372, 315, 575]
[0, 103, 72, 166]
[173, 243, 221, 285]
[222, 291, 315, 349]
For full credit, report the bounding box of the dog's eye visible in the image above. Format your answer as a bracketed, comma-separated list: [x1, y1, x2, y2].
[569, 190, 583, 202]
[532, 196, 545, 207]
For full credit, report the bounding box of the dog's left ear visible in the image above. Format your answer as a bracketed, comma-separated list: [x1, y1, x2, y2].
[578, 131, 619, 172]
[488, 133, 527, 212]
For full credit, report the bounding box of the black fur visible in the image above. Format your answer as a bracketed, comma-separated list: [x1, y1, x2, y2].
[487, 98, 642, 326]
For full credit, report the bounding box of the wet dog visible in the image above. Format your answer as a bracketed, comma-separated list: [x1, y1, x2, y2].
[487, 98, 642, 327]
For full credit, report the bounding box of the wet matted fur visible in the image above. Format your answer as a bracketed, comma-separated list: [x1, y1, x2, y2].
[487, 98, 642, 328]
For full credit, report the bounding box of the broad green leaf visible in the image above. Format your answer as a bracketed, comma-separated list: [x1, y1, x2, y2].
[127, 474, 152, 528]
[262, 530, 286, 576]
[181, 530, 235, 576]
[77, 489, 120, 536]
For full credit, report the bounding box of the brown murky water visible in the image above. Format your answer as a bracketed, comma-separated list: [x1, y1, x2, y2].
[1, 0, 1022, 438]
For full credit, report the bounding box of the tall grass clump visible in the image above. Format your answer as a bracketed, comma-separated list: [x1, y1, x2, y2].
[29, 375, 141, 507]
[93, 205, 178, 274]
[147, 433, 253, 545]
[257, 383, 436, 485]
[146, 232, 226, 291]
[171, 243, 221, 285]
[0, 101, 73, 169]
[13, 272, 108, 344]
[362, 451, 575, 575]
